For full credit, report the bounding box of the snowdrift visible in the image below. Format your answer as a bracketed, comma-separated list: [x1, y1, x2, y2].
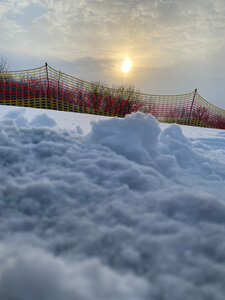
[0, 109, 225, 300]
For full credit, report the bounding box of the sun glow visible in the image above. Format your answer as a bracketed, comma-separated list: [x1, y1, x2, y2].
[121, 58, 132, 73]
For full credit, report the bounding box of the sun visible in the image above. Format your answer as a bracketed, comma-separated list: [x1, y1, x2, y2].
[121, 58, 132, 73]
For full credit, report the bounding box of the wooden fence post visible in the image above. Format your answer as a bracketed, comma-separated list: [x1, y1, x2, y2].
[45, 62, 51, 109]
[188, 88, 197, 125]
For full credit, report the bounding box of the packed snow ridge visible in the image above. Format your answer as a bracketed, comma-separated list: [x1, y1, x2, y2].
[1, 108, 225, 300]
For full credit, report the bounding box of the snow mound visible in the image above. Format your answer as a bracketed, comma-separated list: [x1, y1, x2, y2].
[30, 114, 57, 128]
[88, 113, 225, 182]
[0, 245, 149, 300]
[0, 109, 225, 299]
[2, 109, 57, 128]
[87, 113, 161, 164]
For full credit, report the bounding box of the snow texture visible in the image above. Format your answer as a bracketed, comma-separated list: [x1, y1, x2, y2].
[0, 107, 225, 300]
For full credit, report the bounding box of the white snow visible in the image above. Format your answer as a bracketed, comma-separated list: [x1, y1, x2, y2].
[0, 105, 225, 300]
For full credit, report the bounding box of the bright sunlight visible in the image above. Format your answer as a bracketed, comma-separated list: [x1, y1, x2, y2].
[121, 58, 132, 73]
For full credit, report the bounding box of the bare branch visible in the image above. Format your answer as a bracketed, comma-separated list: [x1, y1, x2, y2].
[0, 55, 9, 72]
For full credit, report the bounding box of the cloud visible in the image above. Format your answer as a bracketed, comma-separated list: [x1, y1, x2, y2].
[1, 0, 223, 61]
[2, 0, 225, 63]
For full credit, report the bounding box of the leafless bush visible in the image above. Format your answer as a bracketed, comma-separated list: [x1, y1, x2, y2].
[191, 106, 210, 124]
[167, 107, 189, 124]
[110, 83, 144, 116]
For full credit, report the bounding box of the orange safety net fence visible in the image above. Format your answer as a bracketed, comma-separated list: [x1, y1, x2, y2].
[1, 64, 225, 129]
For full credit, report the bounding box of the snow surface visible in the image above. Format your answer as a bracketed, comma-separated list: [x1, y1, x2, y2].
[0, 106, 225, 300]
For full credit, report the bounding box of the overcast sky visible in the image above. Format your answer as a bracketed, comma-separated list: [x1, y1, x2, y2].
[1, 0, 225, 108]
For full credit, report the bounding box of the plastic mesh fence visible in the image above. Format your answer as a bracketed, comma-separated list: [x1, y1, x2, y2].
[1, 64, 225, 129]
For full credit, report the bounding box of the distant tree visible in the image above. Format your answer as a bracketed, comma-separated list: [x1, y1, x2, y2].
[111, 83, 144, 116]
[0, 56, 9, 101]
[0, 55, 8, 72]
[83, 81, 144, 116]
[88, 81, 109, 111]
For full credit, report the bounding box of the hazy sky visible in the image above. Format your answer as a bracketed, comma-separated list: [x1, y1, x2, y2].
[1, 0, 225, 108]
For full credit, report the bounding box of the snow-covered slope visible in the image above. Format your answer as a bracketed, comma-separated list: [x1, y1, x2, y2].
[0, 106, 225, 300]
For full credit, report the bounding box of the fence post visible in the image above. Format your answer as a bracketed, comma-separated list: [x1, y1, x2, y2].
[187, 88, 197, 125]
[45, 62, 51, 109]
